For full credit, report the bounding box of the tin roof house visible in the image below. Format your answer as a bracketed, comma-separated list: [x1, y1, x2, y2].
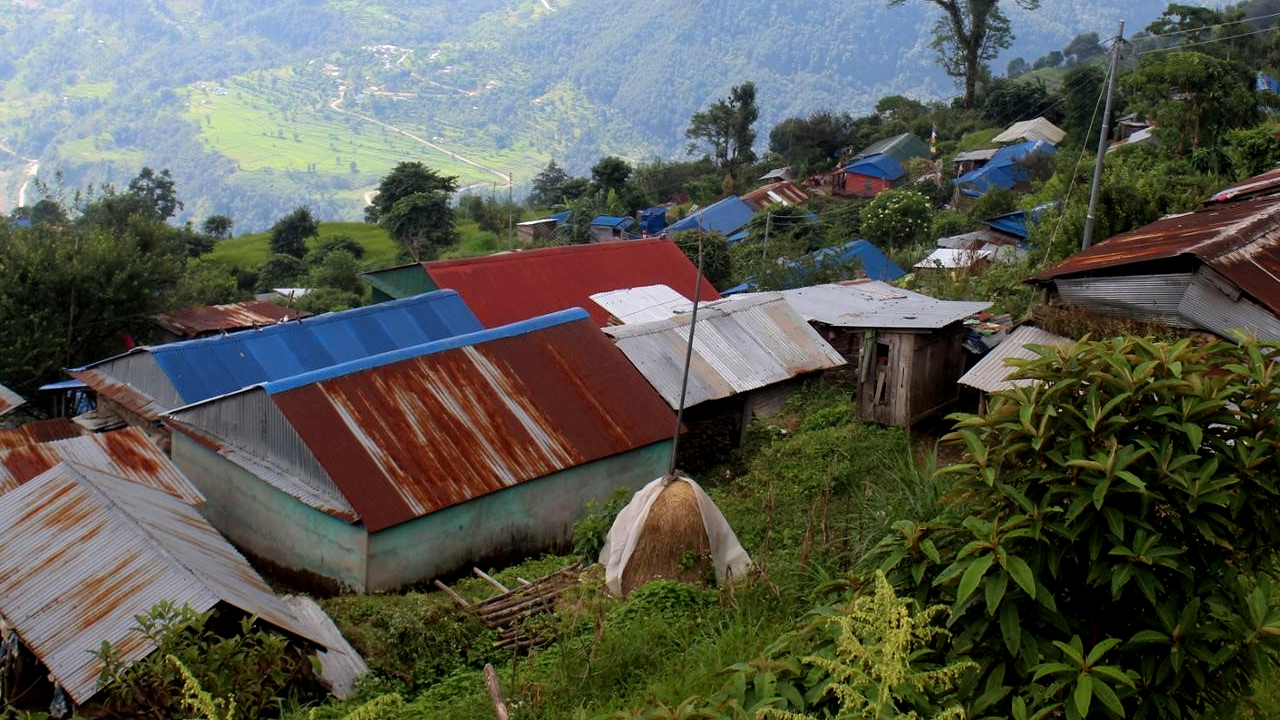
[153, 301, 308, 344]
[742, 281, 989, 427]
[838, 133, 931, 198]
[164, 308, 675, 592]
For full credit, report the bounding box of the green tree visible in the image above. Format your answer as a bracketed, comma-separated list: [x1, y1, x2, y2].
[1062, 31, 1104, 64]
[671, 230, 733, 289]
[1060, 64, 1106, 145]
[166, 261, 246, 310]
[366, 162, 458, 223]
[528, 160, 576, 207]
[889, 0, 1040, 108]
[255, 254, 307, 293]
[1033, 50, 1063, 69]
[687, 81, 759, 171]
[591, 156, 632, 195]
[382, 192, 457, 261]
[268, 206, 318, 259]
[981, 78, 1055, 127]
[860, 189, 933, 248]
[127, 167, 184, 221]
[311, 234, 365, 263]
[769, 110, 855, 171]
[201, 214, 233, 239]
[1006, 56, 1030, 78]
[1123, 51, 1259, 156]
[874, 336, 1280, 719]
[306, 248, 363, 296]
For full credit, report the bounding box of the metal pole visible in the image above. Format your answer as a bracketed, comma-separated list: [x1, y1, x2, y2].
[1082, 20, 1125, 250]
[668, 240, 705, 476]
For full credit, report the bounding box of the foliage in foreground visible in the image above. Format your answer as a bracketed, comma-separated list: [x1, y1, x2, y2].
[875, 335, 1280, 719]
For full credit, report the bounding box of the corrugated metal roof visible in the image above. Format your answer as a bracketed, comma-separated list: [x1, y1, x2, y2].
[0, 383, 23, 418]
[590, 215, 635, 229]
[817, 239, 906, 282]
[590, 284, 692, 324]
[844, 153, 905, 181]
[915, 247, 993, 270]
[955, 141, 1056, 194]
[747, 280, 990, 330]
[740, 180, 809, 208]
[1208, 166, 1280, 203]
[665, 196, 756, 237]
[72, 291, 483, 414]
[853, 133, 930, 163]
[168, 309, 675, 532]
[981, 210, 1030, 239]
[954, 148, 999, 163]
[0, 419, 80, 452]
[423, 239, 720, 328]
[1036, 192, 1280, 316]
[958, 326, 1073, 393]
[936, 229, 1014, 250]
[0, 462, 327, 704]
[0, 427, 204, 503]
[604, 294, 846, 409]
[1054, 273, 1196, 327]
[992, 117, 1065, 145]
[154, 301, 309, 339]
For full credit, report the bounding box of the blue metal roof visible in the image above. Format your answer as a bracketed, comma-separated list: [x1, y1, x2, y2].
[590, 215, 634, 229]
[638, 207, 667, 234]
[665, 196, 756, 236]
[954, 140, 1056, 195]
[110, 291, 483, 405]
[547, 210, 572, 224]
[818, 240, 905, 282]
[844, 153, 905, 181]
[981, 211, 1028, 239]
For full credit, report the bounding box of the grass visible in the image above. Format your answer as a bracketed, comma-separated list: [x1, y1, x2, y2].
[207, 220, 508, 270]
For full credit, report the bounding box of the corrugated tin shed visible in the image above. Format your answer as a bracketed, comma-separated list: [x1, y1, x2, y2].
[992, 117, 1066, 145]
[590, 215, 635, 230]
[741, 181, 809, 208]
[0, 462, 327, 704]
[0, 383, 23, 418]
[958, 326, 1073, 393]
[423, 239, 720, 328]
[166, 309, 675, 532]
[748, 280, 990, 330]
[154, 301, 309, 340]
[71, 290, 483, 420]
[1035, 192, 1280, 317]
[954, 149, 999, 163]
[664, 196, 756, 237]
[590, 284, 692, 324]
[0, 427, 203, 503]
[604, 294, 846, 409]
[915, 247, 993, 270]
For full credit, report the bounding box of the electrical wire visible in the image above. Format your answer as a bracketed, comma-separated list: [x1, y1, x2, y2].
[1139, 25, 1280, 55]
[1040, 61, 1109, 269]
[1137, 10, 1280, 41]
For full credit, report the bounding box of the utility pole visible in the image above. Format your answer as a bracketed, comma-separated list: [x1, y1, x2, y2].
[507, 172, 514, 249]
[1082, 20, 1125, 250]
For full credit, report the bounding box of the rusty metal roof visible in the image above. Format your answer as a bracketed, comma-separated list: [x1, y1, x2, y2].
[423, 239, 720, 327]
[604, 294, 847, 409]
[1035, 193, 1280, 316]
[0, 427, 203, 503]
[0, 419, 80, 452]
[958, 325, 1074, 393]
[154, 301, 309, 339]
[0, 383, 23, 418]
[0, 462, 327, 704]
[1208, 166, 1280, 204]
[168, 309, 675, 532]
[741, 181, 810, 208]
[743, 280, 990, 330]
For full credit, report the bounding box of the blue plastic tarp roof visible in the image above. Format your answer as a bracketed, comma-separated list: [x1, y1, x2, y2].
[590, 215, 634, 229]
[816, 239, 905, 282]
[844, 153, 905, 181]
[665, 196, 756, 237]
[955, 140, 1056, 195]
[116, 291, 483, 405]
[638, 207, 667, 234]
[981, 211, 1028, 239]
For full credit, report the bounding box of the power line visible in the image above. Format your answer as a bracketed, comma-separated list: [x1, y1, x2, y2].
[1137, 10, 1280, 41]
[1139, 24, 1280, 55]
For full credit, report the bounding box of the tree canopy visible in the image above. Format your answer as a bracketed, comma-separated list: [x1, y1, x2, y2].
[687, 82, 760, 171]
[269, 206, 319, 259]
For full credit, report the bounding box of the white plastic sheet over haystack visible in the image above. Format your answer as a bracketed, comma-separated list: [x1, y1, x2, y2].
[600, 475, 751, 597]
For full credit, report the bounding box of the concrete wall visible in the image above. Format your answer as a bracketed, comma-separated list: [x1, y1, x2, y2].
[365, 440, 672, 592]
[171, 433, 368, 591]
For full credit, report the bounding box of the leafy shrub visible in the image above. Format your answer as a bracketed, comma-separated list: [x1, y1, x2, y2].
[94, 601, 314, 720]
[873, 336, 1280, 719]
[608, 580, 718, 627]
[571, 486, 634, 563]
[860, 190, 932, 248]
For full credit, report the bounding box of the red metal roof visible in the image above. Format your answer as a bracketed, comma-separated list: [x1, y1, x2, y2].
[154, 301, 308, 339]
[741, 180, 810, 208]
[1208, 166, 1280, 204]
[1036, 194, 1280, 315]
[423, 239, 721, 327]
[269, 314, 675, 532]
[0, 419, 80, 452]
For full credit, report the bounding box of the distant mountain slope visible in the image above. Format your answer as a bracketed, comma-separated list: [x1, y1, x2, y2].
[0, 0, 1207, 230]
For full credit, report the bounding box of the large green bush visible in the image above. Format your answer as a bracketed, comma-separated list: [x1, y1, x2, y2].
[874, 336, 1280, 719]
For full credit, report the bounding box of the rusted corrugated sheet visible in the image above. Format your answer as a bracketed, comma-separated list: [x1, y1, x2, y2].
[0, 419, 80, 452]
[171, 309, 675, 532]
[958, 326, 1073, 393]
[1208, 167, 1280, 204]
[68, 367, 171, 422]
[604, 294, 847, 409]
[423, 239, 720, 327]
[1036, 193, 1280, 316]
[0, 427, 204, 503]
[0, 383, 23, 418]
[0, 462, 327, 704]
[154, 301, 309, 339]
[741, 181, 809, 208]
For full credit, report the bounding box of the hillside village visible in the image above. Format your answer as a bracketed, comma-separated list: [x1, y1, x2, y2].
[7, 3, 1280, 720]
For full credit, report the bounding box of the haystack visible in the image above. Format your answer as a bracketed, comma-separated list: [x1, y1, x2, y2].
[600, 475, 751, 597]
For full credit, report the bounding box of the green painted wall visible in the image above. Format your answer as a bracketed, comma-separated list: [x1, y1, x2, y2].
[366, 441, 672, 591]
[171, 434, 369, 591]
[358, 265, 437, 303]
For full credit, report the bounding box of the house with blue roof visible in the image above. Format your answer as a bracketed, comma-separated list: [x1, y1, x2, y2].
[69, 290, 483, 428]
[589, 215, 636, 241]
[954, 140, 1056, 197]
[722, 239, 903, 294]
[665, 196, 757, 242]
[838, 133, 931, 198]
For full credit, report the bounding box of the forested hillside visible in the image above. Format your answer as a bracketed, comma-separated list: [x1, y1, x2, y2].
[0, 0, 1184, 230]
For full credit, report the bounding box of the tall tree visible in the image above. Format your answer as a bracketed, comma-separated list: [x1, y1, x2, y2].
[769, 110, 855, 170]
[381, 192, 457, 261]
[127, 167, 183, 221]
[269, 206, 319, 259]
[201, 214, 234, 239]
[890, 0, 1040, 108]
[1062, 31, 1104, 65]
[590, 156, 632, 196]
[686, 82, 759, 171]
[1123, 51, 1259, 156]
[366, 162, 458, 223]
[528, 160, 575, 207]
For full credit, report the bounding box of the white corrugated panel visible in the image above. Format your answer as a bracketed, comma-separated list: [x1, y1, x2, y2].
[751, 281, 990, 330]
[1179, 268, 1280, 340]
[914, 247, 993, 270]
[958, 326, 1074, 393]
[590, 284, 693, 324]
[605, 294, 846, 409]
[0, 463, 329, 704]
